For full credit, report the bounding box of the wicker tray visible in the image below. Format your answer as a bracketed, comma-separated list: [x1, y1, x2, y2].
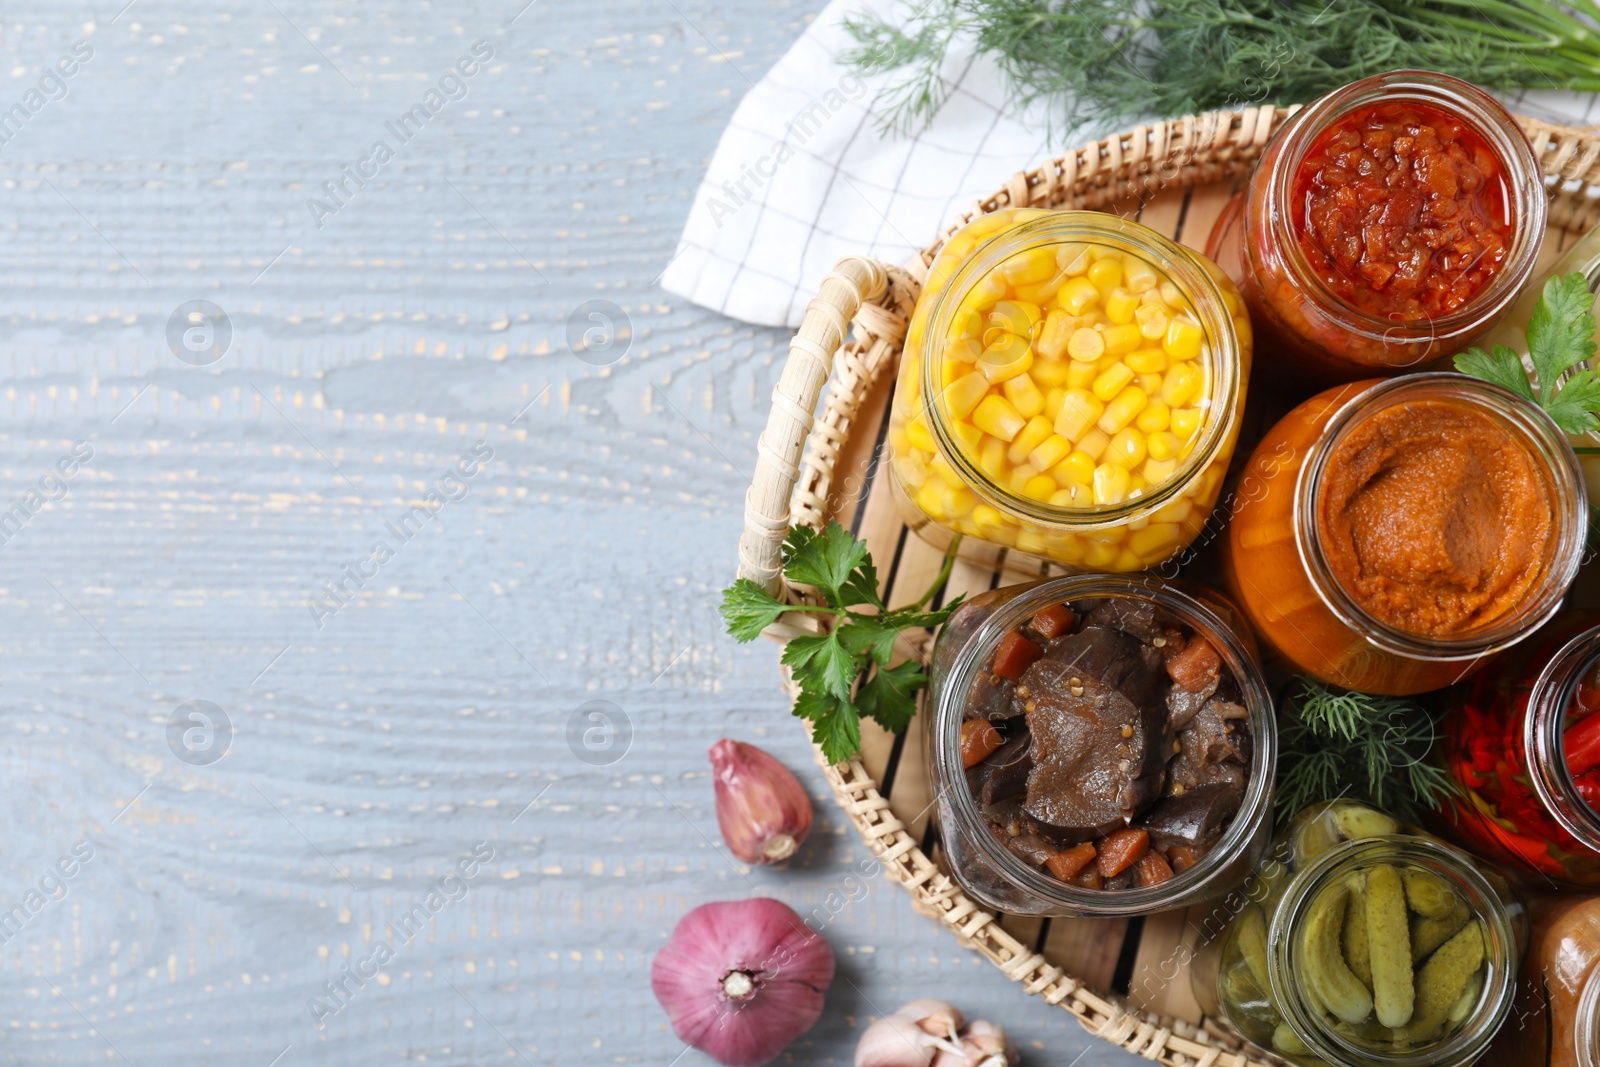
[734, 105, 1600, 1066]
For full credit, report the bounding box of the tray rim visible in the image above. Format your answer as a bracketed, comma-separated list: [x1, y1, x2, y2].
[733, 104, 1600, 1066]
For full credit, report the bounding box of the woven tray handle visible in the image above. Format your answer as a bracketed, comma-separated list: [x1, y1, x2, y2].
[737, 256, 893, 595]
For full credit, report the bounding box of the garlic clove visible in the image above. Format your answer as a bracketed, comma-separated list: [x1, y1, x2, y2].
[855, 1012, 941, 1067]
[710, 739, 814, 865]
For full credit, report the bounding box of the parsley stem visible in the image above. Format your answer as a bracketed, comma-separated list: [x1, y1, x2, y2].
[910, 535, 961, 611]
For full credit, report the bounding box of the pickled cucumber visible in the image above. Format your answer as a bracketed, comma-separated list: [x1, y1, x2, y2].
[1237, 904, 1270, 992]
[1331, 803, 1400, 841]
[1342, 874, 1371, 988]
[1302, 883, 1373, 1024]
[1397, 920, 1485, 1044]
[1402, 869, 1456, 919]
[1410, 898, 1470, 964]
[1272, 1022, 1313, 1057]
[1365, 865, 1414, 1027]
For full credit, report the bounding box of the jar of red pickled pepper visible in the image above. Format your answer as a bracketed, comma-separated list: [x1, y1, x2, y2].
[1209, 70, 1547, 384]
[1439, 615, 1600, 887]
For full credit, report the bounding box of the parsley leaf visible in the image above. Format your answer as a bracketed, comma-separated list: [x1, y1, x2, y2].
[1527, 272, 1598, 404]
[1452, 344, 1534, 403]
[855, 660, 927, 734]
[1456, 271, 1600, 435]
[720, 519, 961, 764]
[719, 578, 793, 642]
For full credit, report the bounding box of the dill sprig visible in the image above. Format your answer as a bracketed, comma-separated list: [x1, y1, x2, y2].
[843, 0, 1600, 139]
[1275, 677, 1459, 823]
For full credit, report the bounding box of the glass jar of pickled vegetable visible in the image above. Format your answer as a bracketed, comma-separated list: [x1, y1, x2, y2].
[1208, 69, 1546, 385]
[887, 209, 1251, 573]
[926, 573, 1275, 917]
[1439, 616, 1600, 887]
[1487, 895, 1600, 1067]
[1224, 372, 1586, 695]
[1191, 801, 1525, 1067]
[1474, 221, 1600, 506]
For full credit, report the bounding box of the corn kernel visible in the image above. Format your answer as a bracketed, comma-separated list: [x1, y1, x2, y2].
[1059, 276, 1101, 314]
[915, 479, 945, 518]
[1142, 458, 1177, 485]
[1055, 243, 1092, 275]
[1083, 541, 1120, 568]
[1138, 372, 1163, 395]
[1147, 430, 1182, 461]
[951, 420, 984, 452]
[1067, 327, 1106, 362]
[1135, 302, 1170, 341]
[1139, 287, 1169, 307]
[1135, 399, 1170, 433]
[979, 436, 1008, 479]
[1164, 318, 1204, 362]
[942, 372, 991, 422]
[1104, 288, 1139, 325]
[1093, 462, 1131, 505]
[1123, 255, 1159, 293]
[1129, 522, 1182, 559]
[1101, 324, 1142, 358]
[1125, 347, 1166, 374]
[1001, 247, 1059, 285]
[1022, 473, 1058, 502]
[1171, 406, 1203, 443]
[1033, 308, 1072, 359]
[1092, 362, 1136, 402]
[1077, 428, 1110, 461]
[891, 452, 926, 492]
[1012, 277, 1064, 305]
[972, 504, 1007, 532]
[990, 300, 1041, 335]
[1067, 361, 1097, 388]
[1049, 486, 1090, 508]
[1031, 356, 1071, 387]
[1159, 281, 1183, 306]
[1097, 385, 1149, 434]
[1054, 450, 1096, 487]
[946, 336, 984, 364]
[1161, 362, 1202, 407]
[1008, 415, 1055, 465]
[1150, 498, 1193, 525]
[1106, 428, 1147, 468]
[950, 310, 983, 340]
[1016, 530, 1051, 555]
[907, 415, 937, 453]
[929, 452, 965, 489]
[1043, 387, 1067, 421]
[942, 358, 969, 388]
[1112, 549, 1144, 571]
[1008, 466, 1034, 496]
[1029, 433, 1072, 471]
[972, 395, 1026, 441]
[978, 335, 1034, 384]
[1087, 258, 1122, 293]
[1053, 389, 1104, 441]
[1004, 372, 1044, 418]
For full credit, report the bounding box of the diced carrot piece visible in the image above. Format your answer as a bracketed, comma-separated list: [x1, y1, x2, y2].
[1031, 603, 1076, 640]
[992, 630, 1043, 681]
[1044, 841, 1097, 881]
[1071, 866, 1105, 890]
[1166, 636, 1221, 692]
[960, 719, 1004, 768]
[1135, 851, 1175, 887]
[1167, 844, 1201, 873]
[1095, 827, 1150, 877]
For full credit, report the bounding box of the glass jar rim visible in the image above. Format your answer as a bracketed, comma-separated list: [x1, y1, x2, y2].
[1525, 624, 1600, 855]
[1292, 372, 1586, 663]
[931, 573, 1275, 917]
[1257, 69, 1547, 350]
[1268, 836, 1519, 1067]
[918, 211, 1243, 531]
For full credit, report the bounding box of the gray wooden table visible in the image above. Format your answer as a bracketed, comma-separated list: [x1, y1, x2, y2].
[0, 1, 1129, 1063]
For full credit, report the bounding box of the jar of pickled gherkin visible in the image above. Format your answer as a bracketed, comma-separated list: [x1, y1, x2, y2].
[886, 209, 1252, 572]
[1191, 800, 1525, 1067]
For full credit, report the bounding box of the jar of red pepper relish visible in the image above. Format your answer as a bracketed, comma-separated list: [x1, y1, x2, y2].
[1439, 615, 1600, 887]
[1209, 70, 1546, 385]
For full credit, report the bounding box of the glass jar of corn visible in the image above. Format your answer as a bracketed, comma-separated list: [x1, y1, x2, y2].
[886, 209, 1252, 572]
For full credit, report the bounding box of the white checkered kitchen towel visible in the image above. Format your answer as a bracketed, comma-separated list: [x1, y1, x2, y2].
[660, 0, 1600, 330]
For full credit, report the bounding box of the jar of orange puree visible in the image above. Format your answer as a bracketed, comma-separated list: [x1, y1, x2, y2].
[1486, 895, 1600, 1067]
[1225, 373, 1586, 695]
[886, 209, 1251, 572]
